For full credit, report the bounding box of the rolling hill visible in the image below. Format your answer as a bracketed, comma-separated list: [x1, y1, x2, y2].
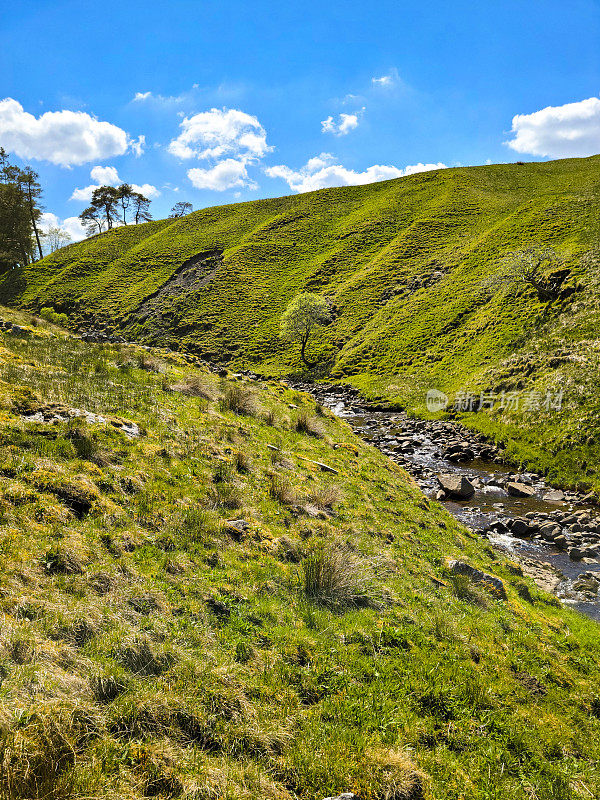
[0, 307, 599, 799]
[2, 155, 600, 489]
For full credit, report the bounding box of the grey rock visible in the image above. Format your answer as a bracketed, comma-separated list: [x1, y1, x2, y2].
[448, 560, 507, 599]
[436, 474, 475, 499]
[543, 490, 565, 502]
[573, 574, 600, 593]
[507, 481, 536, 498]
[510, 518, 530, 537]
[322, 795, 358, 800]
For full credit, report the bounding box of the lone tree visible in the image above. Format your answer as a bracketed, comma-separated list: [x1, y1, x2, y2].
[42, 226, 71, 254]
[132, 192, 152, 224]
[169, 201, 193, 218]
[484, 244, 570, 302]
[280, 292, 331, 368]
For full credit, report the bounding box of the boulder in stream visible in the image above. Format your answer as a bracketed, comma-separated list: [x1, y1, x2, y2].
[507, 481, 536, 498]
[436, 474, 475, 499]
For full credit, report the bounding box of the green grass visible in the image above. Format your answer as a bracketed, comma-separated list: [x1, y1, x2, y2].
[0, 310, 599, 798]
[3, 157, 600, 490]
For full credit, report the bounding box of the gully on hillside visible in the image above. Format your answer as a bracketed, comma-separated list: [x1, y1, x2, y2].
[292, 381, 600, 622]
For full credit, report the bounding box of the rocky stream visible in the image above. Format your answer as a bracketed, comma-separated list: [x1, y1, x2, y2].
[293, 382, 600, 622]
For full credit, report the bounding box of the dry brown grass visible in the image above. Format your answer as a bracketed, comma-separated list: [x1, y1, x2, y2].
[306, 483, 343, 509]
[301, 544, 381, 608]
[220, 386, 260, 416]
[295, 411, 325, 438]
[170, 374, 220, 402]
[268, 475, 297, 505]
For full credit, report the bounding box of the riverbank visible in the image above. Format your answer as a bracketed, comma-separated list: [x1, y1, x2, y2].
[291, 380, 600, 620]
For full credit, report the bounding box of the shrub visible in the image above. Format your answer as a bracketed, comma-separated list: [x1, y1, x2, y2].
[39, 306, 69, 327]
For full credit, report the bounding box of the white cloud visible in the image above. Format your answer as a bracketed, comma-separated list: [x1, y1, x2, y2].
[372, 75, 393, 87]
[90, 165, 120, 185]
[133, 92, 152, 102]
[39, 211, 87, 242]
[0, 98, 143, 167]
[168, 107, 271, 161]
[132, 182, 160, 198]
[129, 135, 146, 157]
[321, 112, 361, 136]
[187, 158, 257, 191]
[265, 153, 446, 193]
[70, 165, 160, 202]
[505, 96, 600, 158]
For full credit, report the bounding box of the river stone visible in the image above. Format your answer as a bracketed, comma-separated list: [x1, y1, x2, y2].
[569, 547, 584, 561]
[448, 560, 507, 600]
[321, 795, 358, 800]
[507, 481, 536, 498]
[510, 518, 530, 537]
[543, 490, 565, 502]
[436, 474, 475, 499]
[573, 574, 600, 593]
[553, 534, 568, 550]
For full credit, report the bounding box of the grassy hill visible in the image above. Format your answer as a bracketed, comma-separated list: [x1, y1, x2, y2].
[0, 308, 599, 799]
[2, 156, 600, 489]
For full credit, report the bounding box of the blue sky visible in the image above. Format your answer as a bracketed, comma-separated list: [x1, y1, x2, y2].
[1, 0, 600, 239]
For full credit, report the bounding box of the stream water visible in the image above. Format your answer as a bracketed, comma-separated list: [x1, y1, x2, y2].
[295, 383, 600, 622]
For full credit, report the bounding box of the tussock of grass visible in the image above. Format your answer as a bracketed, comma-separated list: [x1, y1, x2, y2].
[220, 385, 259, 416]
[301, 544, 382, 608]
[295, 411, 325, 438]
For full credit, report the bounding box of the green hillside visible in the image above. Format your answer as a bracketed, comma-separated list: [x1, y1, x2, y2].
[0, 308, 600, 800]
[2, 156, 600, 489]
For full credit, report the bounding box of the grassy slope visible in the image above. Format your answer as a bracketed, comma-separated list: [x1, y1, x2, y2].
[0, 310, 599, 799]
[2, 156, 600, 488]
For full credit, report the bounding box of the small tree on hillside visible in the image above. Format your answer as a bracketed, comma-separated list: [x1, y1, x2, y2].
[91, 186, 120, 230]
[79, 205, 105, 236]
[484, 245, 569, 302]
[42, 226, 72, 254]
[132, 192, 152, 224]
[169, 201, 193, 218]
[280, 293, 331, 368]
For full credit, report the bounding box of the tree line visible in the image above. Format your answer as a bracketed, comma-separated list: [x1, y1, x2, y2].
[79, 184, 153, 235]
[0, 144, 195, 270]
[79, 190, 193, 236]
[0, 147, 45, 272]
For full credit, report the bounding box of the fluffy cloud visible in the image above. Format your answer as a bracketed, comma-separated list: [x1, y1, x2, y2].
[168, 108, 271, 161]
[0, 98, 144, 167]
[70, 165, 160, 202]
[265, 153, 446, 193]
[321, 112, 361, 136]
[187, 158, 256, 191]
[505, 97, 600, 158]
[39, 211, 87, 242]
